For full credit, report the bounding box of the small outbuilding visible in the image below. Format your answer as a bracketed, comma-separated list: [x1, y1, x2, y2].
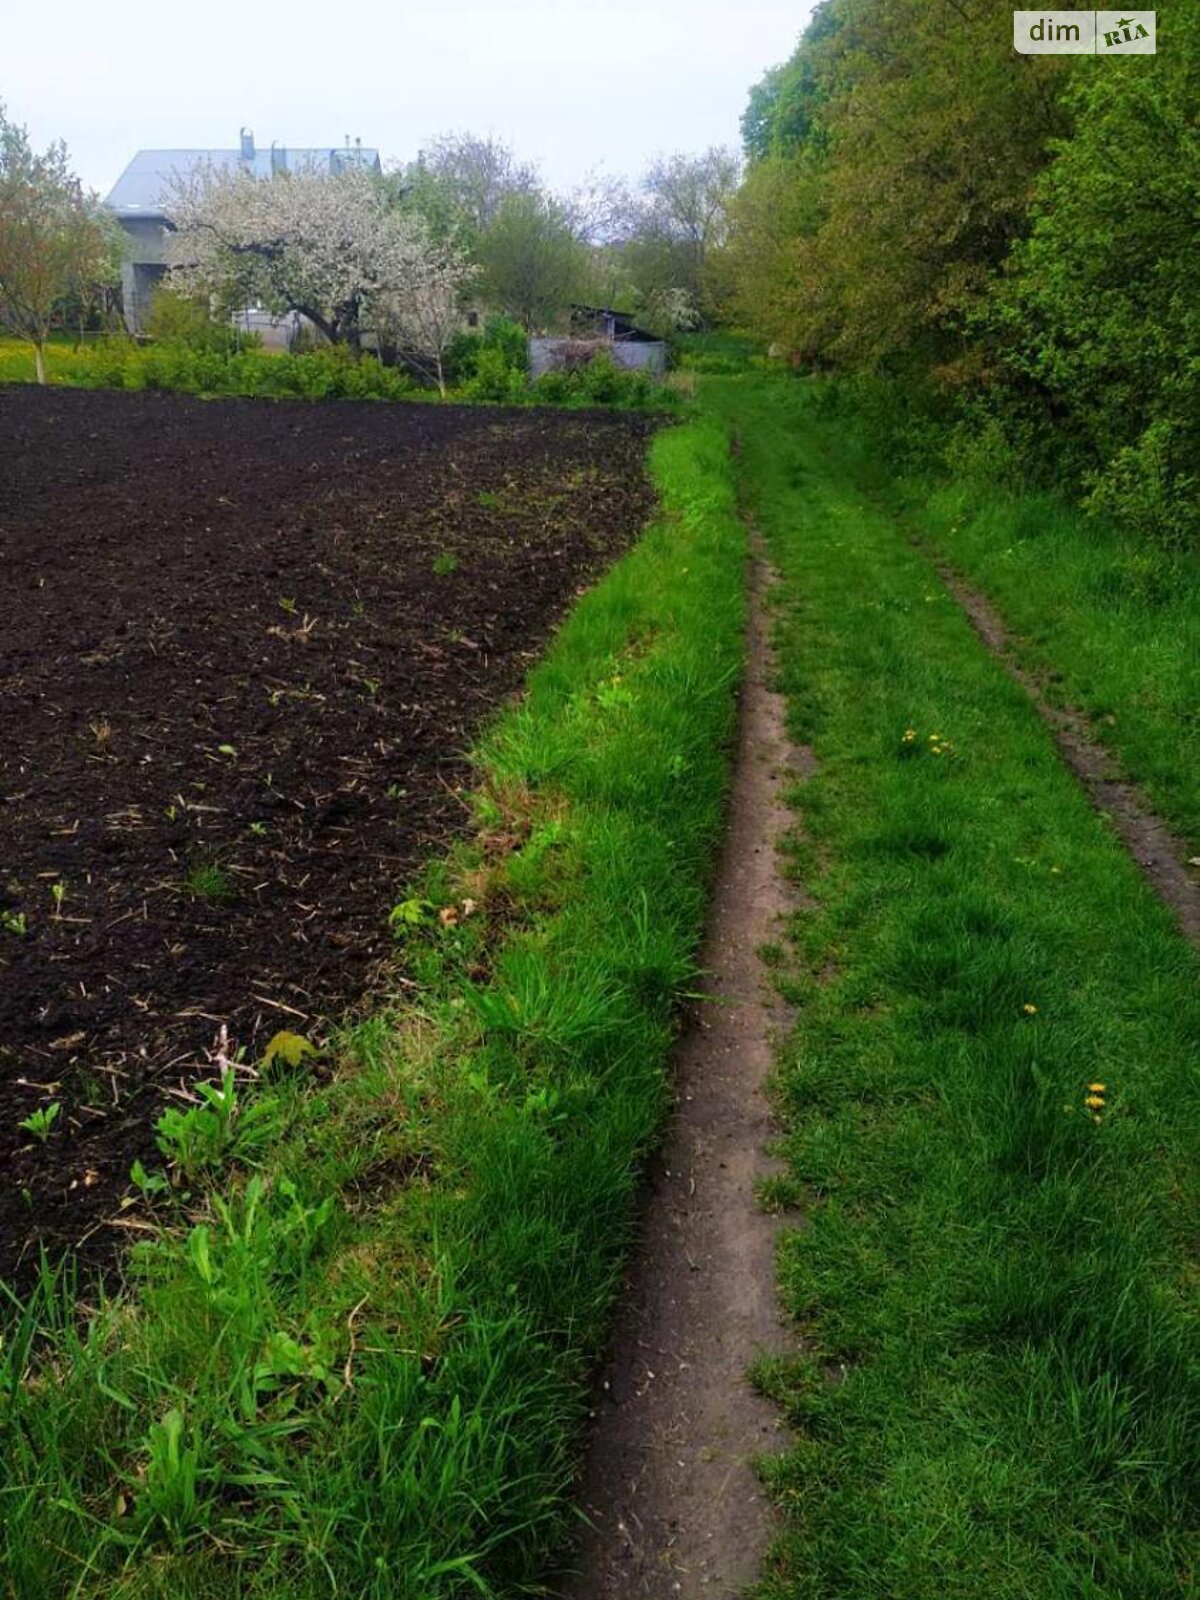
[529, 304, 667, 381]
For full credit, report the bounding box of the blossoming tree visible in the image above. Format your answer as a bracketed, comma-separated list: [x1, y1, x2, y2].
[167, 162, 475, 386]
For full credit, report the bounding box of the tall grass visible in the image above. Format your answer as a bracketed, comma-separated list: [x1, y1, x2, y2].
[705, 373, 1199, 1600]
[0, 417, 745, 1597]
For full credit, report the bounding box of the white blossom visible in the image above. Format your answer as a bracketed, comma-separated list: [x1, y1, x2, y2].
[167, 161, 475, 376]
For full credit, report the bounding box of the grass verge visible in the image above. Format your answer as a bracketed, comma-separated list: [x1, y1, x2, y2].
[704, 374, 1199, 1599]
[0, 416, 745, 1598]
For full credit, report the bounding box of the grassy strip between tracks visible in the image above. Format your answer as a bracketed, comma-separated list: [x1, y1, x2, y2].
[707, 375, 1198, 1600]
[0, 415, 745, 1599]
[800, 380, 1200, 853]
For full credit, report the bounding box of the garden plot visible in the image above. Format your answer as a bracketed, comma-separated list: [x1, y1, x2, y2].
[0, 386, 657, 1282]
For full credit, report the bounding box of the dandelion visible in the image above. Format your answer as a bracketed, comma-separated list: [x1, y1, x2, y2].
[1088, 1082, 1106, 1094]
[928, 732, 942, 742]
[903, 728, 917, 743]
[1084, 1095, 1106, 1110]
[1022, 1002, 1038, 1015]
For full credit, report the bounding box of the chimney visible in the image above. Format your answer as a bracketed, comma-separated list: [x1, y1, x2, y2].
[240, 127, 255, 162]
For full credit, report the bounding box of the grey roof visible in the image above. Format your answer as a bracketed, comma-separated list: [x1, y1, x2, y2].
[105, 145, 382, 217]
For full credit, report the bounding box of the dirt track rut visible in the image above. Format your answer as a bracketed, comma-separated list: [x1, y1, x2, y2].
[558, 545, 798, 1599]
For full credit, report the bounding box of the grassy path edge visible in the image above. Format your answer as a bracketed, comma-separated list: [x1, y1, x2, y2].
[1, 414, 747, 1599]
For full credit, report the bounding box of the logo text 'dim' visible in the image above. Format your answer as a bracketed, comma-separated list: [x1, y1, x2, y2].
[1013, 12, 1156, 53]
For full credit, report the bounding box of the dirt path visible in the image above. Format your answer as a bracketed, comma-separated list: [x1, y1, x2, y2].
[937, 565, 1200, 946]
[557, 546, 797, 1600]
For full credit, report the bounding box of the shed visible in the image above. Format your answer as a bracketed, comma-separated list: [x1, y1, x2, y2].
[530, 305, 667, 381]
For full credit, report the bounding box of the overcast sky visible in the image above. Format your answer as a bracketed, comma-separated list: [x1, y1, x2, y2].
[5, 1, 812, 199]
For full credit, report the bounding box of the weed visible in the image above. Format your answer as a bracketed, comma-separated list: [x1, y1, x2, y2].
[431, 551, 459, 576]
[259, 1030, 319, 1072]
[1, 908, 27, 937]
[130, 1158, 170, 1197]
[18, 1102, 60, 1143]
[155, 1062, 276, 1180]
[184, 860, 234, 903]
[388, 896, 430, 930]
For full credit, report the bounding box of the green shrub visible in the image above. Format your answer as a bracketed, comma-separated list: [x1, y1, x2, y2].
[529, 350, 671, 413]
[446, 315, 529, 390]
[464, 344, 528, 403]
[143, 288, 253, 354]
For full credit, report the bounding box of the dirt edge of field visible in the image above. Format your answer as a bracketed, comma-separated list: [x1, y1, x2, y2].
[937, 564, 1200, 946]
[556, 541, 798, 1600]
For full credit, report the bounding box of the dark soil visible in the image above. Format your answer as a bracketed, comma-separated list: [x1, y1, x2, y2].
[0, 386, 658, 1284]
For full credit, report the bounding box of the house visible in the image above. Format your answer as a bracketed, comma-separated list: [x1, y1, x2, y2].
[104, 130, 382, 335]
[529, 305, 668, 380]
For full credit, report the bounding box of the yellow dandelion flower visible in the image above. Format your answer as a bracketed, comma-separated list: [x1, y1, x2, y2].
[1087, 1083, 1106, 1094]
[1084, 1095, 1106, 1110]
[1022, 1002, 1038, 1015]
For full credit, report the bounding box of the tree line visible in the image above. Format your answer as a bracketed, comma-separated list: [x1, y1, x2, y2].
[0, 106, 741, 389]
[728, 0, 1199, 547]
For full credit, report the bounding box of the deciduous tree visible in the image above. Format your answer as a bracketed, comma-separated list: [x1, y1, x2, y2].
[0, 105, 113, 382]
[166, 162, 474, 360]
[476, 190, 587, 332]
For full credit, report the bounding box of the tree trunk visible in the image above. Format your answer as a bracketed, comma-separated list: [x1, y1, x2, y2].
[435, 350, 446, 397]
[33, 342, 47, 385]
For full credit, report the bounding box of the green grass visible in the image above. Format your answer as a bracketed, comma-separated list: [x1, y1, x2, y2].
[0, 416, 746, 1598]
[799, 381, 1200, 851]
[183, 860, 235, 903]
[703, 373, 1199, 1600]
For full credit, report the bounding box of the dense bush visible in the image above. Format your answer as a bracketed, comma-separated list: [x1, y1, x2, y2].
[462, 343, 528, 403]
[0, 336, 421, 401]
[731, 0, 1199, 547]
[985, 16, 1200, 548]
[530, 350, 667, 411]
[142, 288, 255, 355]
[445, 313, 528, 389]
